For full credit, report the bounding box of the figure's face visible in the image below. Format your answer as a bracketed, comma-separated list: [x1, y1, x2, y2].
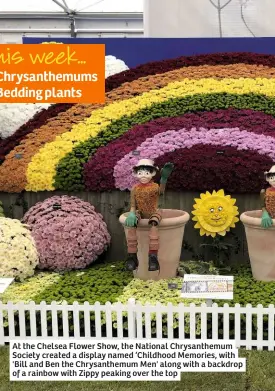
[202, 199, 228, 227]
[134, 168, 155, 184]
[267, 173, 275, 188]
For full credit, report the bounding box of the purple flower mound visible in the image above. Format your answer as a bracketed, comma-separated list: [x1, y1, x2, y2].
[22, 195, 111, 271]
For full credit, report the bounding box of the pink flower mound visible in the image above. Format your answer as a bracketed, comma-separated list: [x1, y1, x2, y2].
[22, 196, 111, 271]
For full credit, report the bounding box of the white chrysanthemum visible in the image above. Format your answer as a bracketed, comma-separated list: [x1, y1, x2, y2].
[0, 217, 39, 281]
[105, 55, 129, 78]
[0, 103, 51, 139]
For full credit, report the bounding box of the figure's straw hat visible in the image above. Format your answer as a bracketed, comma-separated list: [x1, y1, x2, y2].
[264, 166, 275, 175]
[133, 159, 156, 169]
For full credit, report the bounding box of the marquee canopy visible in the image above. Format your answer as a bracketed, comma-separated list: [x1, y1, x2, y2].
[0, 0, 143, 13]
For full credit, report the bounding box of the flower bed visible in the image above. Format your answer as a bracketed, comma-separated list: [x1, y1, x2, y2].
[0, 261, 132, 305]
[114, 127, 274, 191]
[105, 52, 275, 89]
[84, 108, 274, 192]
[0, 104, 73, 164]
[0, 53, 275, 192]
[26, 78, 275, 191]
[0, 261, 273, 338]
[63, 92, 275, 192]
[0, 56, 129, 192]
[0, 103, 51, 140]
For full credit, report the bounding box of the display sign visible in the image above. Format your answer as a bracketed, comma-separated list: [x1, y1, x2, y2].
[0, 44, 105, 104]
[0, 278, 14, 293]
[181, 274, 233, 300]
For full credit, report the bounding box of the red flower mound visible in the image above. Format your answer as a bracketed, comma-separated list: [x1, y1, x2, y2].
[0, 104, 73, 164]
[84, 108, 275, 192]
[155, 145, 272, 193]
[106, 52, 275, 90]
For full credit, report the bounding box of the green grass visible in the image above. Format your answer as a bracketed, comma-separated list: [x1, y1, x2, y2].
[1, 347, 275, 391]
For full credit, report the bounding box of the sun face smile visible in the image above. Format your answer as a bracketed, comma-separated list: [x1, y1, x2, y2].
[192, 189, 239, 237]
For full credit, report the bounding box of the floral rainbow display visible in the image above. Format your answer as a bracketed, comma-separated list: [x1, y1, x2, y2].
[1, 53, 275, 193]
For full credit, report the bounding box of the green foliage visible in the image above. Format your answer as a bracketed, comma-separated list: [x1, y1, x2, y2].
[7, 194, 28, 219]
[215, 265, 275, 307]
[0, 273, 60, 328]
[2, 262, 271, 308]
[0, 272, 60, 304]
[0, 201, 4, 217]
[0, 260, 133, 305]
[199, 232, 241, 268]
[214, 266, 275, 340]
[178, 260, 230, 276]
[33, 261, 133, 304]
[113, 278, 204, 336]
[116, 278, 200, 305]
[54, 92, 275, 190]
[0, 261, 133, 333]
[1, 261, 274, 339]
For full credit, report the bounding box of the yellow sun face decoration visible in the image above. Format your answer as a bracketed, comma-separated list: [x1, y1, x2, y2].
[192, 189, 239, 237]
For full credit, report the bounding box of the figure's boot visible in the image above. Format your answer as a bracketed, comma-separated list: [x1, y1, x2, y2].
[126, 253, 139, 271]
[126, 227, 139, 271]
[148, 253, 159, 271]
[148, 225, 160, 271]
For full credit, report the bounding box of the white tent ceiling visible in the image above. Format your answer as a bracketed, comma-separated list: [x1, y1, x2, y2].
[0, 0, 143, 12]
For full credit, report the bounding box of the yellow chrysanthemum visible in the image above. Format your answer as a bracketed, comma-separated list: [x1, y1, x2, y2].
[192, 189, 239, 237]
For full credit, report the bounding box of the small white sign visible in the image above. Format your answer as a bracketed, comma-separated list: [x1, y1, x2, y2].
[0, 278, 14, 293]
[181, 274, 233, 300]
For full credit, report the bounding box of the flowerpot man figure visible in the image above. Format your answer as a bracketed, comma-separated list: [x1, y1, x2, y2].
[261, 165, 275, 228]
[124, 159, 174, 272]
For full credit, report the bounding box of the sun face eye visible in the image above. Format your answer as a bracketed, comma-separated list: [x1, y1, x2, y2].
[210, 208, 214, 213]
[218, 206, 223, 211]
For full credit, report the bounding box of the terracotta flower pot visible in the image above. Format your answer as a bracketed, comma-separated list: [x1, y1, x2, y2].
[119, 209, 190, 281]
[240, 210, 275, 281]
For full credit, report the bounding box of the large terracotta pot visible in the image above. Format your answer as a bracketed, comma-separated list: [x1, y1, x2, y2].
[240, 210, 275, 281]
[119, 209, 190, 281]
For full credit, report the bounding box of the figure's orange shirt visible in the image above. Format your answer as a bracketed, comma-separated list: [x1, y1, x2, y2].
[130, 181, 160, 218]
[265, 187, 275, 218]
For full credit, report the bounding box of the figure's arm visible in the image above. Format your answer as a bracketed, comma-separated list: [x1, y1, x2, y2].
[130, 187, 136, 212]
[159, 162, 174, 194]
[260, 189, 266, 210]
[260, 189, 266, 211]
[260, 188, 273, 228]
[159, 183, 166, 195]
[125, 187, 138, 227]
